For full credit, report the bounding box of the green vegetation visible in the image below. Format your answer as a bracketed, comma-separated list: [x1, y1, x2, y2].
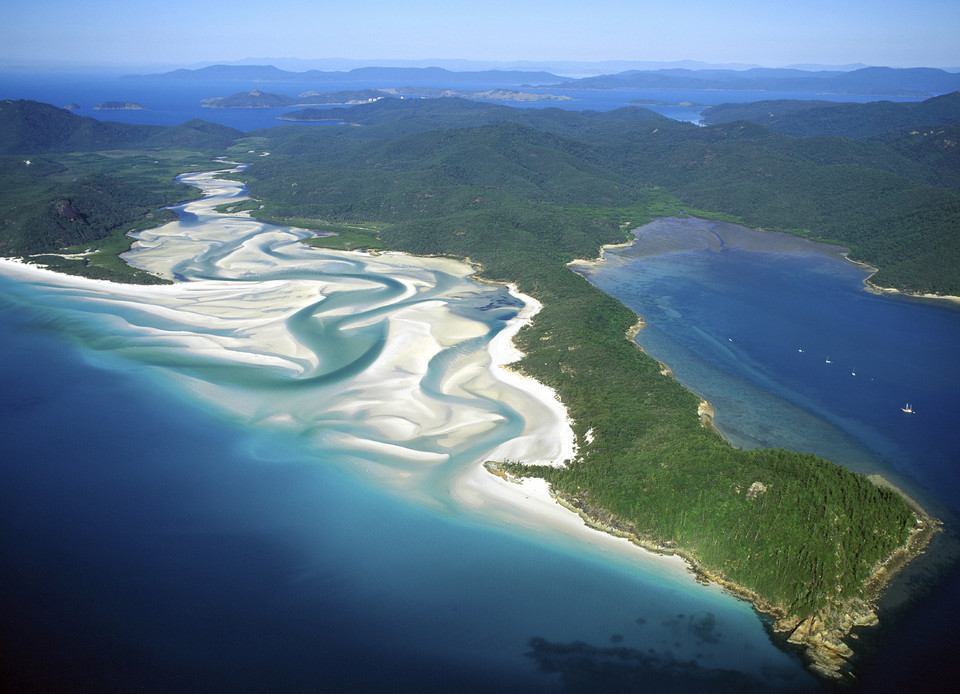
[298, 222, 385, 251]
[235, 96, 960, 293]
[0, 101, 243, 282]
[0, 151, 221, 283]
[214, 199, 262, 214]
[701, 91, 960, 139]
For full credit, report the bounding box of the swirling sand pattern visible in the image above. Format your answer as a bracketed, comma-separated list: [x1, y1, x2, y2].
[1, 166, 575, 507]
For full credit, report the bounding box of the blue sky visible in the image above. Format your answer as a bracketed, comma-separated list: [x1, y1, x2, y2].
[3, 0, 958, 70]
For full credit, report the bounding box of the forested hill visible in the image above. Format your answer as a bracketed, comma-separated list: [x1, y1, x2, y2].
[701, 90, 960, 138]
[243, 98, 960, 295]
[0, 101, 242, 281]
[0, 100, 242, 153]
[2, 97, 958, 294]
[231, 100, 938, 676]
[552, 66, 960, 97]
[253, 96, 673, 141]
[1, 95, 951, 674]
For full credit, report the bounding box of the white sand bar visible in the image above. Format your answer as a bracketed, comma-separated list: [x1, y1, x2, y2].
[0, 165, 695, 582]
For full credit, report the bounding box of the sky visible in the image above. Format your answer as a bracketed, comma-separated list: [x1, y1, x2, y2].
[2, 0, 958, 71]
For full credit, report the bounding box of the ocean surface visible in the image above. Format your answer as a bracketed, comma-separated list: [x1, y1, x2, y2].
[0, 72, 924, 129]
[0, 75, 957, 692]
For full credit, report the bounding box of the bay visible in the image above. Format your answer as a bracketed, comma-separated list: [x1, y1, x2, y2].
[573, 217, 960, 691]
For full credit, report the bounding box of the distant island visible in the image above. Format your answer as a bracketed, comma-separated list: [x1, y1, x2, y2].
[202, 88, 570, 110]
[384, 87, 571, 102]
[201, 89, 386, 108]
[547, 66, 960, 97]
[124, 63, 960, 98]
[94, 101, 145, 111]
[124, 64, 563, 85]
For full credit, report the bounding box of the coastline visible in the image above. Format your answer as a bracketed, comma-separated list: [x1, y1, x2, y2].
[839, 252, 960, 305]
[863, 276, 960, 307]
[547, 479, 938, 680]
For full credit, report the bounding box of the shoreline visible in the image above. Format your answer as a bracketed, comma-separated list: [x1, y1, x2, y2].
[863, 276, 960, 307]
[549, 479, 939, 680]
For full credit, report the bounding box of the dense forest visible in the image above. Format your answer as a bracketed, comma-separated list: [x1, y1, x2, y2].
[701, 91, 960, 139]
[0, 97, 954, 673]
[233, 96, 960, 294]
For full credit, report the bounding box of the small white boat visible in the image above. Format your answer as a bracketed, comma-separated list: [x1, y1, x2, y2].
[825, 356, 832, 364]
[901, 403, 914, 414]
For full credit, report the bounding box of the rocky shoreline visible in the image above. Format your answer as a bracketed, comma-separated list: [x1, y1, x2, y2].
[487, 460, 940, 682]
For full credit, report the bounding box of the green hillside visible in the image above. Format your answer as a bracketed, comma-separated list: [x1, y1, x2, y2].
[0, 100, 242, 154]
[701, 91, 960, 139]
[238, 101, 960, 295]
[0, 101, 241, 282]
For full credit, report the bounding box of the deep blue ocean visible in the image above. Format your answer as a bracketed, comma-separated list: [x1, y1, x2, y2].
[0, 75, 956, 692]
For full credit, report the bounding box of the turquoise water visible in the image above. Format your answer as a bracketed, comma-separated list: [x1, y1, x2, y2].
[0, 73, 948, 692]
[0, 185, 819, 691]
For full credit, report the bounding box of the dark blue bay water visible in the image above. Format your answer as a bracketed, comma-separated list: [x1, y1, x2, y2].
[575, 219, 960, 514]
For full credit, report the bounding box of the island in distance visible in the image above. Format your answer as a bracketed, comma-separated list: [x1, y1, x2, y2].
[200, 87, 570, 109]
[93, 101, 146, 111]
